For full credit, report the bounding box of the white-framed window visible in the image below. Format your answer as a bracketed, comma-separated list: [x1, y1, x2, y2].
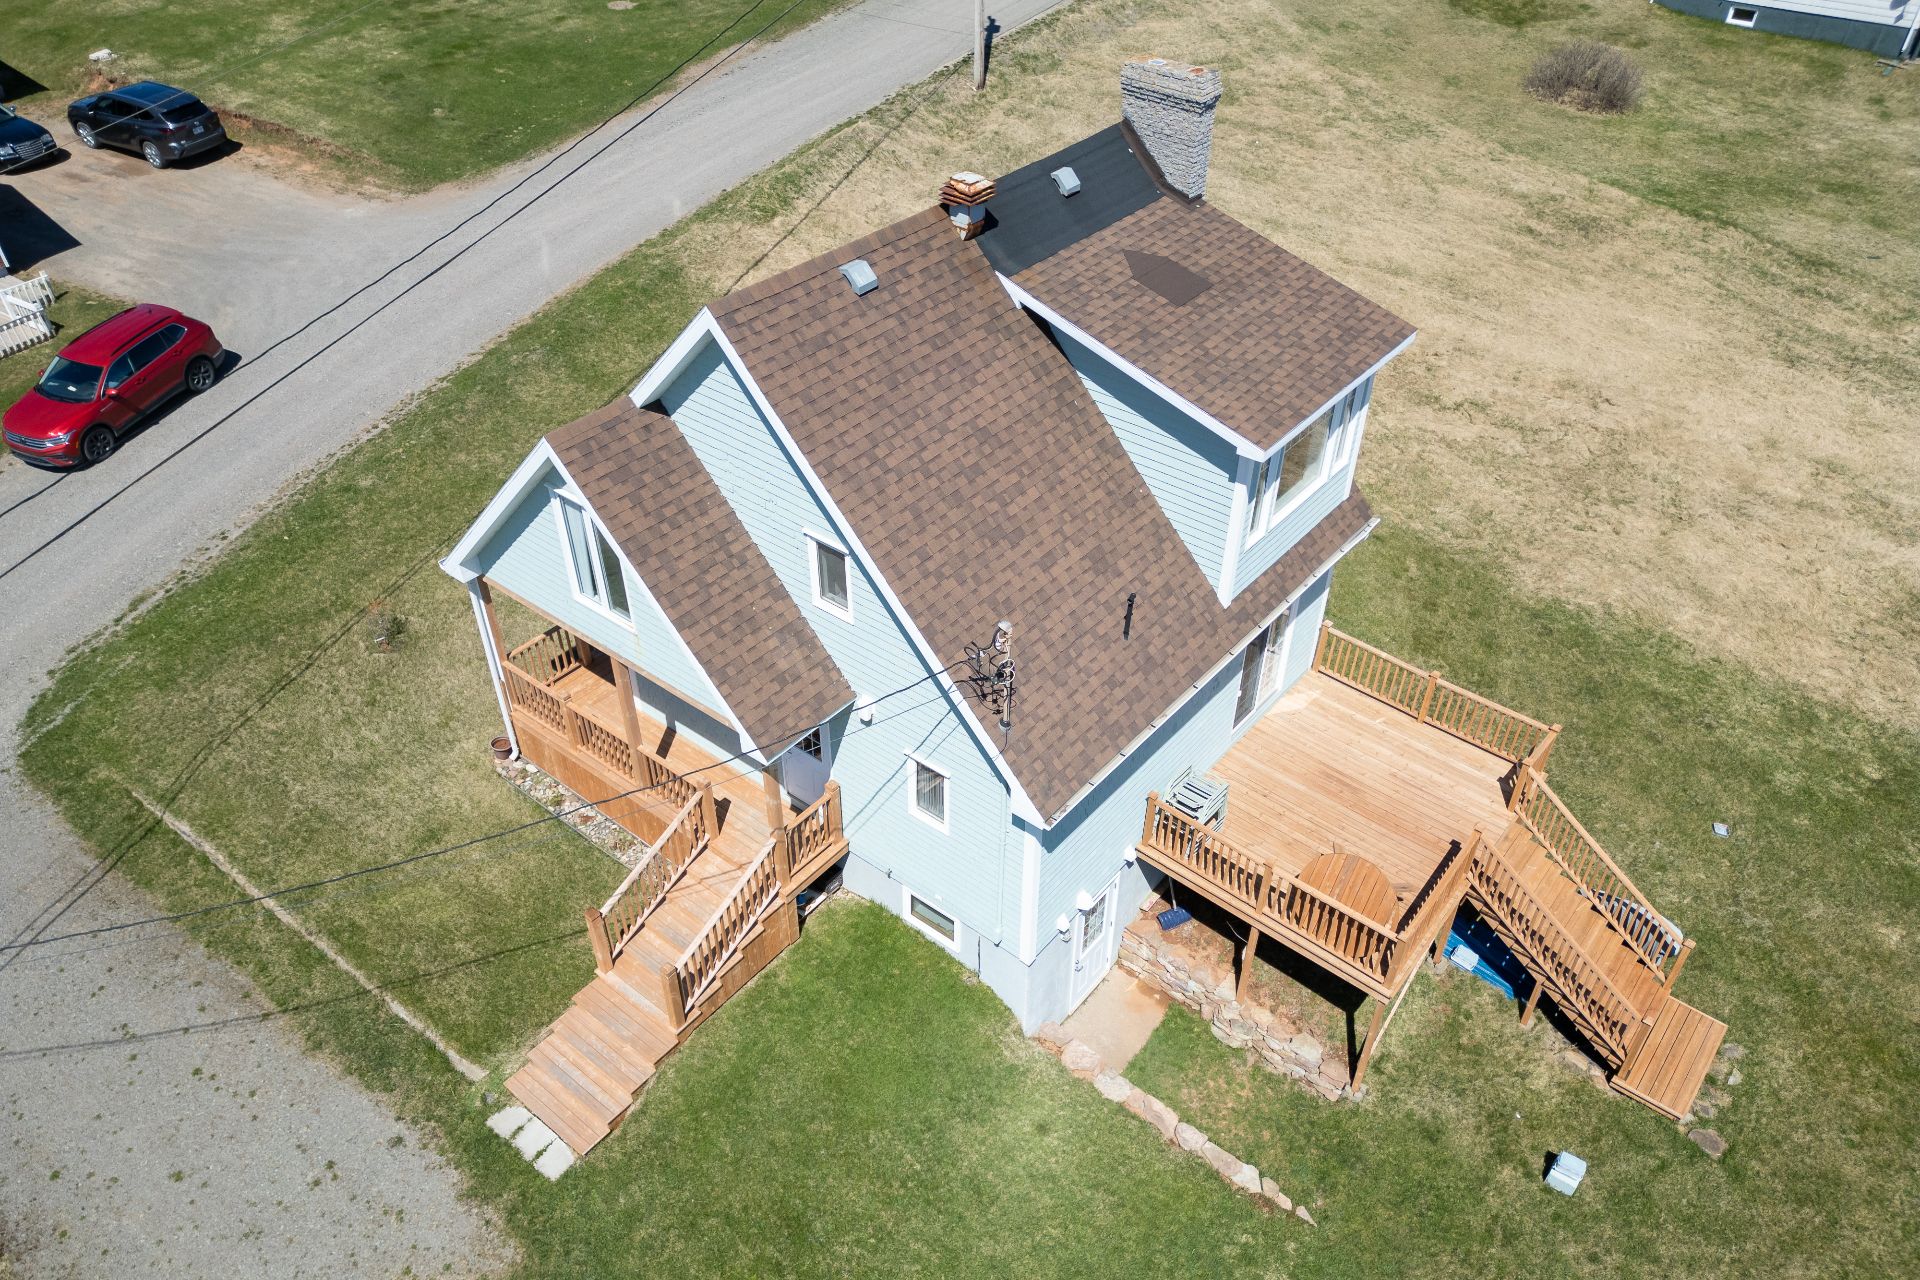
[1726, 5, 1757, 26]
[1233, 609, 1290, 727]
[1244, 386, 1366, 545]
[808, 532, 853, 620]
[554, 494, 632, 623]
[906, 752, 949, 831]
[904, 887, 959, 949]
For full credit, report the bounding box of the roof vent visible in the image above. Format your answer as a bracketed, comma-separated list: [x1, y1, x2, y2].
[1051, 166, 1081, 197]
[837, 258, 879, 296]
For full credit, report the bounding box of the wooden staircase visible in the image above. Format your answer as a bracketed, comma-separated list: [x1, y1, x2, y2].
[1468, 822, 1725, 1120]
[505, 782, 848, 1156]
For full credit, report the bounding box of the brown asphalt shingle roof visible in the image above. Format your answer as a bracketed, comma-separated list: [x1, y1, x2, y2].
[708, 207, 1376, 818]
[1013, 196, 1415, 451]
[548, 400, 854, 754]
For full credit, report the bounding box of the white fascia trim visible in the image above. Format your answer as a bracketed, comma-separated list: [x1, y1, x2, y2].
[1043, 515, 1381, 826]
[1252, 332, 1417, 466]
[1217, 454, 1256, 606]
[693, 313, 1047, 826]
[440, 439, 568, 582]
[998, 276, 1264, 459]
[542, 449, 762, 764]
[628, 310, 717, 409]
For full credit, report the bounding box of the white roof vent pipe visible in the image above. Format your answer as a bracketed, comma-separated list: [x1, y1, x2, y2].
[838, 258, 879, 296]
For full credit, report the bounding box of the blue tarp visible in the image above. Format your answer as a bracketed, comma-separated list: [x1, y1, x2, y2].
[1444, 910, 1535, 1004]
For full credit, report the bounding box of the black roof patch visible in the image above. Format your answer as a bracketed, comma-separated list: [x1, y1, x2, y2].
[1123, 250, 1211, 306]
[975, 124, 1162, 277]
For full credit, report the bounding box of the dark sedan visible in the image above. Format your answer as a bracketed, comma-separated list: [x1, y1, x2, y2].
[67, 82, 225, 169]
[0, 104, 59, 170]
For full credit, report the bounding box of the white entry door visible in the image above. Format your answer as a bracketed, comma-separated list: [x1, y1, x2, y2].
[780, 726, 832, 807]
[1068, 875, 1121, 1011]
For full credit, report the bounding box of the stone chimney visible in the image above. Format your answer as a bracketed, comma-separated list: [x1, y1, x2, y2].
[1120, 57, 1222, 201]
[940, 171, 996, 240]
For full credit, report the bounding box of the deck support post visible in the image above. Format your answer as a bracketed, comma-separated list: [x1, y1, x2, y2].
[1660, 937, 1695, 997]
[1416, 670, 1440, 724]
[1350, 997, 1391, 1092]
[699, 782, 720, 841]
[613, 660, 646, 777]
[1236, 925, 1263, 1003]
[1312, 619, 1331, 672]
[584, 906, 614, 975]
[1519, 978, 1543, 1028]
[762, 769, 788, 831]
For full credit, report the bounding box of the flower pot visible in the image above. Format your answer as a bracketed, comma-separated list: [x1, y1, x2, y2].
[491, 735, 514, 762]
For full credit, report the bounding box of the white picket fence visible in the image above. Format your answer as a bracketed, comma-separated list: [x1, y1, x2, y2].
[0, 272, 56, 359]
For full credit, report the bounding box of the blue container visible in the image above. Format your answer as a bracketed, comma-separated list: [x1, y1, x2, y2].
[1444, 911, 1534, 1004]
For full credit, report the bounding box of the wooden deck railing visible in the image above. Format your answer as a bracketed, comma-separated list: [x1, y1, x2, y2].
[1513, 769, 1678, 981]
[671, 835, 783, 1019]
[777, 783, 846, 888]
[1467, 836, 1643, 1064]
[1314, 624, 1558, 765]
[501, 662, 569, 734]
[583, 785, 718, 972]
[1386, 830, 1478, 988]
[507, 624, 585, 685]
[1140, 795, 1417, 993]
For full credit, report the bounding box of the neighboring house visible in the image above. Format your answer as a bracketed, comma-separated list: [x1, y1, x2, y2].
[444, 59, 1723, 1159]
[1656, 0, 1920, 57]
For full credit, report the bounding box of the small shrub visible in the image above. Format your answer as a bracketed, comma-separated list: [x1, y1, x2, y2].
[365, 599, 408, 652]
[1524, 40, 1644, 114]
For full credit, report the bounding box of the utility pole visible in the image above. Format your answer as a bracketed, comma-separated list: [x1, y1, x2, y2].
[973, 0, 987, 91]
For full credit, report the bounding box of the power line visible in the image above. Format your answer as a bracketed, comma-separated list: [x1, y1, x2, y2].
[0, 0, 814, 578]
[0, 655, 972, 956]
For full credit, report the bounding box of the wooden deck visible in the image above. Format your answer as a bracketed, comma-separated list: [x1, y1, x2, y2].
[1136, 623, 1726, 1118]
[483, 609, 849, 1156]
[1213, 675, 1515, 899]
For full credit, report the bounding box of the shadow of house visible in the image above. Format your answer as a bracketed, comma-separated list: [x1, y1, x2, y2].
[0, 61, 49, 102]
[0, 184, 80, 273]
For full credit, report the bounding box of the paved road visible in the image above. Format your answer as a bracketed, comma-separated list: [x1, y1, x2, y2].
[0, 1, 1062, 1275]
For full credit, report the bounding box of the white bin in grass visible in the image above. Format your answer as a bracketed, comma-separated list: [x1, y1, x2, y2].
[1545, 1151, 1587, 1196]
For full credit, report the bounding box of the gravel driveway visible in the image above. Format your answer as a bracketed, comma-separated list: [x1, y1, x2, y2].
[0, 2, 1064, 1274]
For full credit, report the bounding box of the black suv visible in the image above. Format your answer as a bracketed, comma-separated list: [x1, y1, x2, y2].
[67, 82, 225, 169]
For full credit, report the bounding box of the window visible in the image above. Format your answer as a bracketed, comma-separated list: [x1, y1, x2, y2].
[810, 534, 852, 618]
[1233, 614, 1288, 726]
[556, 496, 631, 621]
[795, 727, 824, 760]
[907, 754, 948, 830]
[107, 325, 184, 389]
[1726, 5, 1757, 25]
[1246, 409, 1335, 540]
[906, 890, 958, 947]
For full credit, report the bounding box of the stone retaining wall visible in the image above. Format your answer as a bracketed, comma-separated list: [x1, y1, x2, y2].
[1119, 918, 1353, 1100]
[1031, 1024, 1314, 1225]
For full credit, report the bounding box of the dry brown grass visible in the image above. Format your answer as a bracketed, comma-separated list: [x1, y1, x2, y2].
[677, 0, 1920, 729]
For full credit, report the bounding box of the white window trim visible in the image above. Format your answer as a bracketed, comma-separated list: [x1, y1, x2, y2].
[903, 885, 960, 951]
[904, 751, 950, 833]
[806, 529, 854, 622]
[1726, 5, 1757, 25]
[551, 492, 636, 631]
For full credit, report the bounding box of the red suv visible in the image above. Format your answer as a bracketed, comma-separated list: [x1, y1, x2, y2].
[4, 304, 224, 467]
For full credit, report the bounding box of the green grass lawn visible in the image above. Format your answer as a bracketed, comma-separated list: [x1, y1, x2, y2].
[14, 0, 1918, 1272]
[1, 0, 852, 189]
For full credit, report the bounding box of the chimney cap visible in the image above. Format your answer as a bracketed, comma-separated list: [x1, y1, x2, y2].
[940, 171, 996, 206]
[837, 258, 879, 296]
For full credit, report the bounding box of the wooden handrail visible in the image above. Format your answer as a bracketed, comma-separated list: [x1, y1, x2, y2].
[1516, 770, 1677, 979]
[1468, 837, 1641, 1062]
[672, 835, 782, 1017]
[1314, 625, 1553, 763]
[505, 624, 584, 685]
[591, 789, 707, 966]
[780, 782, 844, 886]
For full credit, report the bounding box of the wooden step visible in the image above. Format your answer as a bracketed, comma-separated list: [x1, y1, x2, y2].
[505, 1059, 610, 1155]
[1611, 997, 1726, 1120]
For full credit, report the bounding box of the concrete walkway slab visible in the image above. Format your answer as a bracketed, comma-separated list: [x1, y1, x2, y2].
[1062, 971, 1172, 1074]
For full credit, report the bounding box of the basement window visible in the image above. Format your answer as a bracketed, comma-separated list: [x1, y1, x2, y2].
[556, 495, 631, 623]
[1726, 6, 1757, 25]
[905, 888, 958, 948]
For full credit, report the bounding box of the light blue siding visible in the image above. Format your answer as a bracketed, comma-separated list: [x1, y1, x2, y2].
[1233, 384, 1372, 596]
[1033, 569, 1336, 945]
[1056, 331, 1239, 587]
[475, 467, 727, 715]
[659, 341, 1020, 946]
